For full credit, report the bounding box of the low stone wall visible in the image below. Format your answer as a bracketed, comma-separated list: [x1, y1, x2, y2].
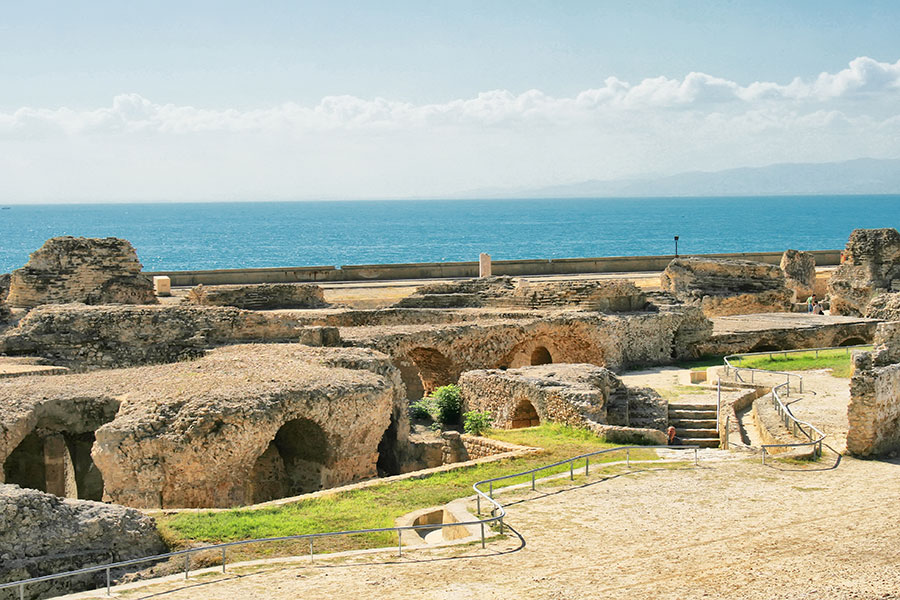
[751, 394, 815, 457]
[184, 283, 329, 310]
[718, 385, 769, 449]
[460, 434, 526, 459]
[0, 484, 166, 600]
[847, 321, 900, 456]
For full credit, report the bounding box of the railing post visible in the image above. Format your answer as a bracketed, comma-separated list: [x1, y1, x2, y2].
[531, 472, 535, 491]
[480, 522, 485, 548]
[106, 566, 111, 596]
[499, 516, 504, 534]
[398, 530, 402, 557]
[694, 448, 699, 466]
[800, 378, 803, 393]
[489, 481, 493, 499]
[19, 583, 24, 600]
[626, 448, 630, 468]
[310, 538, 314, 563]
[761, 448, 766, 465]
[585, 457, 589, 477]
[476, 494, 481, 515]
[184, 554, 189, 580]
[222, 547, 227, 573]
[569, 460, 574, 480]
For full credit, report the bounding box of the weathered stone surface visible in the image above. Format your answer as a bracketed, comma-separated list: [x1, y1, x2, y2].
[0, 345, 407, 508]
[864, 292, 900, 321]
[0, 484, 166, 600]
[458, 363, 667, 442]
[0, 273, 9, 302]
[396, 276, 647, 311]
[780, 249, 816, 301]
[6, 237, 157, 309]
[847, 321, 900, 457]
[0, 304, 341, 368]
[828, 228, 900, 316]
[660, 257, 793, 317]
[183, 283, 329, 310]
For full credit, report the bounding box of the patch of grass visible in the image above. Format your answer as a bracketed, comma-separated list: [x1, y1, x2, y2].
[733, 347, 871, 379]
[656, 384, 705, 400]
[157, 424, 659, 562]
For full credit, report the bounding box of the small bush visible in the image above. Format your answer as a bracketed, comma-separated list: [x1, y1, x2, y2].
[409, 399, 434, 420]
[432, 384, 462, 423]
[463, 410, 493, 436]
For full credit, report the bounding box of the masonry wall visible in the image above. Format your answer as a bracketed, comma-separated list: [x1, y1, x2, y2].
[846, 321, 900, 456]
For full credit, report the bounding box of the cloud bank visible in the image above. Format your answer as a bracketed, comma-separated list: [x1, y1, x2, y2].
[2, 57, 899, 201]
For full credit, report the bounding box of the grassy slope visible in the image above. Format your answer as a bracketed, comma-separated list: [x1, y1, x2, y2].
[731, 347, 870, 378]
[157, 424, 658, 560]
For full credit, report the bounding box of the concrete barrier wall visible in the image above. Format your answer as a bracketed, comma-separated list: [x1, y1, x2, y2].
[147, 249, 842, 286]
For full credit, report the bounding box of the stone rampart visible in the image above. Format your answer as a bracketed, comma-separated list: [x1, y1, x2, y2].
[6, 237, 156, 309]
[847, 321, 900, 456]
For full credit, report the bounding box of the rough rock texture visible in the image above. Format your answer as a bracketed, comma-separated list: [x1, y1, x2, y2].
[780, 249, 816, 301]
[660, 257, 793, 317]
[184, 283, 329, 310]
[0, 304, 341, 369]
[396, 276, 647, 311]
[6, 237, 157, 309]
[343, 305, 711, 401]
[0, 274, 9, 302]
[865, 292, 900, 321]
[0, 484, 166, 600]
[0, 345, 407, 509]
[828, 228, 900, 316]
[847, 321, 900, 457]
[458, 363, 667, 443]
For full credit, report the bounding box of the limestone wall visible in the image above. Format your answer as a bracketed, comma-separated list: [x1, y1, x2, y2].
[6, 237, 156, 309]
[828, 228, 900, 316]
[183, 283, 329, 310]
[847, 321, 900, 456]
[0, 484, 166, 600]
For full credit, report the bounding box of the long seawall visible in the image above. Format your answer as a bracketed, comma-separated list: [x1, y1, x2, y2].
[146, 249, 842, 286]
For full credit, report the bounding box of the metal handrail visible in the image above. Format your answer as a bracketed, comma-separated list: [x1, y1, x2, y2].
[723, 344, 872, 394]
[0, 444, 699, 600]
[760, 381, 826, 464]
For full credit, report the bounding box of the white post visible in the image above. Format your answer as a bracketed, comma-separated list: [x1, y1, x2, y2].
[153, 276, 172, 296]
[479, 253, 492, 278]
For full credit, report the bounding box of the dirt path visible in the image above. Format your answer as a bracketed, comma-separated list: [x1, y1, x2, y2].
[69, 455, 900, 600]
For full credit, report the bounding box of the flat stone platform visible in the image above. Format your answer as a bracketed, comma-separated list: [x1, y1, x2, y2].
[712, 312, 878, 335]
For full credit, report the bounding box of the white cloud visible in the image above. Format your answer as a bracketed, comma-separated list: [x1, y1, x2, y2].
[1, 57, 899, 201]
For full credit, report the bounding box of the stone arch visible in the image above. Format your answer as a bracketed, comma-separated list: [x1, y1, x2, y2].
[530, 346, 553, 365]
[838, 337, 867, 347]
[3, 430, 104, 501]
[249, 418, 329, 503]
[407, 347, 456, 396]
[508, 398, 541, 429]
[749, 342, 782, 353]
[3, 433, 47, 492]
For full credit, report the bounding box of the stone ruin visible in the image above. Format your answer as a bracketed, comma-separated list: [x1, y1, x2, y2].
[0, 484, 166, 599]
[828, 228, 900, 317]
[6, 237, 157, 309]
[183, 282, 330, 310]
[660, 257, 793, 317]
[0, 345, 408, 508]
[847, 321, 900, 456]
[458, 364, 667, 444]
[780, 249, 816, 301]
[396, 276, 648, 311]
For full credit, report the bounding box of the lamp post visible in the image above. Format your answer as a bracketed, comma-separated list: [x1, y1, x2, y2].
[674, 235, 679, 257]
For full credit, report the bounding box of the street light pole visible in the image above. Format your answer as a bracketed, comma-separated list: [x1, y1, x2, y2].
[674, 235, 679, 257]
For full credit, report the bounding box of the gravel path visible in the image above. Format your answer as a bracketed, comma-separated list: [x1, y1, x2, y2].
[71, 455, 900, 600]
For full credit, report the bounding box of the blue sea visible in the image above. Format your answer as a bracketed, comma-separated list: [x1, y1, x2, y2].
[1, 196, 898, 273]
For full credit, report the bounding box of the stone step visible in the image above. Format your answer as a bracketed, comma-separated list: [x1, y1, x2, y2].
[668, 418, 717, 428]
[668, 409, 717, 420]
[681, 437, 721, 448]
[668, 403, 718, 411]
[677, 428, 719, 439]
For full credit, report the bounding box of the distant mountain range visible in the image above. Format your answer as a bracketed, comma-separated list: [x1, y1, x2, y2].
[459, 158, 900, 198]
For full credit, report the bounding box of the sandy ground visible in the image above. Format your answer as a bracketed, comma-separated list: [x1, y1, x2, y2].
[69, 455, 900, 600]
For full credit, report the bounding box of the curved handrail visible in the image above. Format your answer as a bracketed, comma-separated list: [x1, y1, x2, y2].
[760, 381, 826, 464]
[0, 444, 699, 599]
[724, 344, 872, 394]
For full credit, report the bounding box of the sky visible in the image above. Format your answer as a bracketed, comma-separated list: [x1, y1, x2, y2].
[2, 0, 900, 203]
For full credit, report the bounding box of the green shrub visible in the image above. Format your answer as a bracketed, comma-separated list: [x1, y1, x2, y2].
[432, 384, 462, 423]
[463, 410, 493, 436]
[409, 398, 434, 420]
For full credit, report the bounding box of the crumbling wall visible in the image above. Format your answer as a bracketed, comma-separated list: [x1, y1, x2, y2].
[6, 237, 156, 309]
[781, 249, 816, 301]
[0, 484, 166, 600]
[184, 283, 329, 310]
[847, 321, 900, 457]
[829, 228, 900, 316]
[864, 291, 900, 321]
[661, 257, 793, 317]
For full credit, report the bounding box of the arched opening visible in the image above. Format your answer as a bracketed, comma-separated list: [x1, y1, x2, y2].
[376, 414, 401, 477]
[530, 346, 553, 365]
[249, 418, 328, 503]
[508, 398, 540, 429]
[749, 343, 781, 353]
[838, 337, 867, 347]
[407, 348, 456, 396]
[3, 431, 104, 500]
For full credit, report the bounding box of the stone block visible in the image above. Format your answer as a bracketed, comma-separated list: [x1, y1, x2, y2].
[153, 275, 172, 296]
[479, 253, 492, 278]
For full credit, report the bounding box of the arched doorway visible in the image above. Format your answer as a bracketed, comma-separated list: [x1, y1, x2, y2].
[508, 398, 540, 429]
[407, 348, 456, 396]
[376, 414, 401, 477]
[530, 346, 553, 365]
[3, 431, 104, 500]
[249, 418, 328, 503]
[838, 337, 867, 347]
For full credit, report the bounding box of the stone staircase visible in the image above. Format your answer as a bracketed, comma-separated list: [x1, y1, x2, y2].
[668, 402, 720, 448]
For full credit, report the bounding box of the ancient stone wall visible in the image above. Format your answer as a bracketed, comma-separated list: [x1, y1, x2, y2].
[457, 364, 666, 442]
[0, 304, 340, 369]
[847, 321, 900, 456]
[0, 484, 166, 600]
[864, 291, 900, 321]
[661, 257, 793, 317]
[184, 283, 329, 310]
[781, 249, 816, 301]
[828, 228, 900, 316]
[6, 237, 157, 309]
